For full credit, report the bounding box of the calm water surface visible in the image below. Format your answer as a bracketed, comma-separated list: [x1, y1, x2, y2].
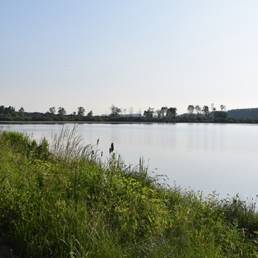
[1, 123, 258, 200]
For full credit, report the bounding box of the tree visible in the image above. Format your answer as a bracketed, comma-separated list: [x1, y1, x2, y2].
[220, 105, 226, 111]
[110, 105, 121, 116]
[187, 105, 195, 114]
[143, 107, 154, 118]
[202, 105, 209, 116]
[0, 106, 4, 113]
[195, 105, 201, 114]
[160, 107, 168, 118]
[77, 106, 85, 117]
[19, 107, 25, 113]
[58, 107, 66, 116]
[166, 107, 177, 119]
[6, 106, 15, 114]
[213, 111, 228, 121]
[87, 110, 93, 117]
[156, 109, 162, 119]
[49, 107, 56, 114]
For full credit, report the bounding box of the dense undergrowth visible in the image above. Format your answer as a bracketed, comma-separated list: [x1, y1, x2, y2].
[0, 130, 258, 258]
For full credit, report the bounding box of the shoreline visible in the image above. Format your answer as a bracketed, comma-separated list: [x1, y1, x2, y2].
[1, 120, 258, 125]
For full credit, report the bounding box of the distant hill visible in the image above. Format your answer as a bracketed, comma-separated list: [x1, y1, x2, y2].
[227, 108, 258, 120]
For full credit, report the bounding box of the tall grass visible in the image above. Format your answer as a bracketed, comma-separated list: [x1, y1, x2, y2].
[52, 126, 91, 160]
[0, 130, 257, 258]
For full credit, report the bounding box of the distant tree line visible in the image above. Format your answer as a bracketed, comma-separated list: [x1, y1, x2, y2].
[0, 105, 94, 122]
[1, 104, 257, 123]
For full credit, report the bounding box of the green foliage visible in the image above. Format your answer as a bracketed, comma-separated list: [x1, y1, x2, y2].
[0, 131, 257, 257]
[219, 196, 258, 239]
[0, 131, 50, 160]
[77, 107, 86, 117]
[213, 111, 228, 122]
[58, 107, 66, 116]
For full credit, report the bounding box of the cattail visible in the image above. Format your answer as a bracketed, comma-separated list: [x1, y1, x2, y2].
[109, 143, 114, 153]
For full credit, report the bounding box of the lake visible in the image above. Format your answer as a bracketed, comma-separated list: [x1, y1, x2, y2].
[1, 123, 258, 201]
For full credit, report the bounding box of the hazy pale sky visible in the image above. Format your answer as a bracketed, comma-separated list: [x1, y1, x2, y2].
[1, 0, 258, 114]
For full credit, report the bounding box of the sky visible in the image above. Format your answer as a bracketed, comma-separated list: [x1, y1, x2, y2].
[1, 0, 258, 115]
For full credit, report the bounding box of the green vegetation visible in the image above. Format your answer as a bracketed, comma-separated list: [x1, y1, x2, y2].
[0, 131, 258, 257]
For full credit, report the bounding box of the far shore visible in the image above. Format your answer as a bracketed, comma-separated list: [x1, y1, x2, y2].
[1, 120, 258, 125]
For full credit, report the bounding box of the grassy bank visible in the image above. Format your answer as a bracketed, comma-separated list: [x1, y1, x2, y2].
[0, 131, 258, 257]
